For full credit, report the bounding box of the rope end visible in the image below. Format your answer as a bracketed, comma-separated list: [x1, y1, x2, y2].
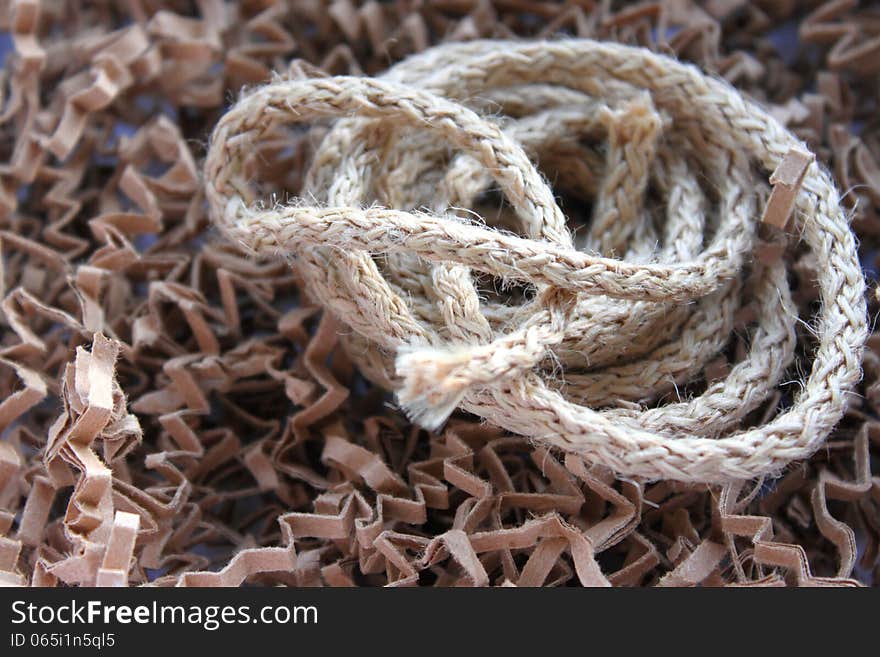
[394, 346, 473, 431]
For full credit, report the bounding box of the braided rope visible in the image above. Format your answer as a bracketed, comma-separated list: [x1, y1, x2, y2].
[204, 40, 867, 483]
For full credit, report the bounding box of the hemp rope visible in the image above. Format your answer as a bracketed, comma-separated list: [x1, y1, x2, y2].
[204, 40, 867, 483]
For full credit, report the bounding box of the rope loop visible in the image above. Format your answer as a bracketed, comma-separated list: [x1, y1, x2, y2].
[205, 40, 867, 483]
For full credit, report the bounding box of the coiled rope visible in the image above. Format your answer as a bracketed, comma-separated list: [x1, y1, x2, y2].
[205, 40, 867, 483]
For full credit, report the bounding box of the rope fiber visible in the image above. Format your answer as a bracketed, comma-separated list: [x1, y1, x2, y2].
[205, 39, 867, 483]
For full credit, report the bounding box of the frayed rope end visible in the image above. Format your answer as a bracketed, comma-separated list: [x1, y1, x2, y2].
[394, 346, 476, 431]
